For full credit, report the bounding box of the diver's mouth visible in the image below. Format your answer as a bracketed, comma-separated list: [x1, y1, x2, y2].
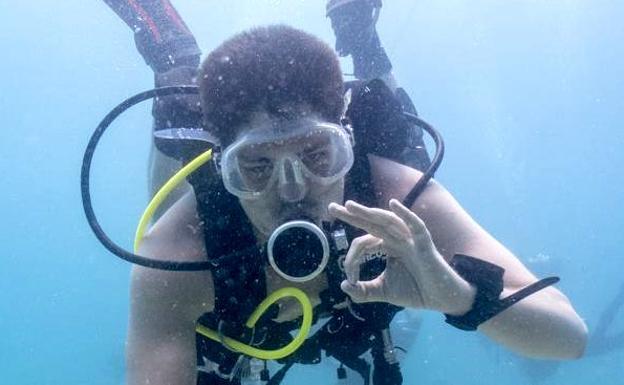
[278, 201, 322, 223]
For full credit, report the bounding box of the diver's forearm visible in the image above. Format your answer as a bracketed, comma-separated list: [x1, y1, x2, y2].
[478, 288, 588, 359]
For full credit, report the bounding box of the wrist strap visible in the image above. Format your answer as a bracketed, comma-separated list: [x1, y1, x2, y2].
[444, 254, 560, 331]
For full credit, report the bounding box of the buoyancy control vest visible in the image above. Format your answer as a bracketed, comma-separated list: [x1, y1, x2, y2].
[188, 78, 432, 385]
[79, 74, 439, 384]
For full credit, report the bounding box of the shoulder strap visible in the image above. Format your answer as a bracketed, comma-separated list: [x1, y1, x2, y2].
[346, 78, 431, 172]
[189, 164, 267, 322]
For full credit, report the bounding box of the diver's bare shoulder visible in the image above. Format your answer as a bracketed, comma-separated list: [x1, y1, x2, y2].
[369, 154, 535, 282]
[369, 154, 536, 283]
[127, 192, 214, 385]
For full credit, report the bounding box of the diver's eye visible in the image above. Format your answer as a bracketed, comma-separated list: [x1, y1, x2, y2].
[302, 147, 332, 174]
[304, 149, 327, 163]
[240, 159, 274, 180]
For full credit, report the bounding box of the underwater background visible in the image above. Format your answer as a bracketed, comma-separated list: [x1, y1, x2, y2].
[1, 0, 623, 384]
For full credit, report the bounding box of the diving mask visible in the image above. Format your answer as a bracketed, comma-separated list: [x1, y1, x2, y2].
[220, 120, 354, 201]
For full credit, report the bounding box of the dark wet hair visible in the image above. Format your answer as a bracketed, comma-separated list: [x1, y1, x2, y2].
[199, 25, 344, 145]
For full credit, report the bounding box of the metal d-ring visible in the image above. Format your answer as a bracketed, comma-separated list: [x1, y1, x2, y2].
[217, 320, 239, 353]
[250, 327, 268, 347]
[327, 315, 345, 334]
[346, 298, 366, 322]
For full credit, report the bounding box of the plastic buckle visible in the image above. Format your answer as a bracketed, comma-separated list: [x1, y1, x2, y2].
[337, 365, 347, 379]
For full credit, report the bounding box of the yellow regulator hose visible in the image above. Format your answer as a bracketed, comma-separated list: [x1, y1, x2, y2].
[133, 148, 213, 252]
[133, 148, 313, 360]
[195, 286, 313, 360]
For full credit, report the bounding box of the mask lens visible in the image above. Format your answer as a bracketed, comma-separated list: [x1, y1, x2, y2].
[236, 144, 275, 192]
[300, 126, 353, 178]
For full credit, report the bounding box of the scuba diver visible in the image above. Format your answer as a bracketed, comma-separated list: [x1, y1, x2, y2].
[85, 1, 588, 384]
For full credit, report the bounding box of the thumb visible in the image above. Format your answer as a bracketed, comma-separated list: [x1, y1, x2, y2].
[340, 279, 385, 303]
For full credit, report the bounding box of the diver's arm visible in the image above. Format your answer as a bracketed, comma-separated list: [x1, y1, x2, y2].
[331, 1, 432, 169]
[102, 0, 202, 131]
[127, 193, 214, 385]
[420, 182, 587, 359]
[327, 0, 392, 82]
[368, 155, 588, 360]
[102, 0, 201, 207]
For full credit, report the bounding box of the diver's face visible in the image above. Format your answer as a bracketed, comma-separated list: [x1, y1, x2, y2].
[240, 170, 345, 239]
[228, 112, 350, 238]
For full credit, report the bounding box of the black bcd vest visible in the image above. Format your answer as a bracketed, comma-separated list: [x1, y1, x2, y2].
[187, 79, 431, 385]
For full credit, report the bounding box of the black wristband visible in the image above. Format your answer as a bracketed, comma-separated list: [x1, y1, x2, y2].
[444, 254, 560, 331]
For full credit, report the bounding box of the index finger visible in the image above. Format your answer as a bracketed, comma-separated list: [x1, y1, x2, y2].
[389, 199, 433, 244]
[329, 201, 409, 241]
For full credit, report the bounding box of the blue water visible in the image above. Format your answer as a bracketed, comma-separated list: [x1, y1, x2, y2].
[1, 1, 623, 384]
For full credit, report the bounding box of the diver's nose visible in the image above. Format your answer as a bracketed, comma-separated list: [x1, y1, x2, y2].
[278, 156, 307, 202]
